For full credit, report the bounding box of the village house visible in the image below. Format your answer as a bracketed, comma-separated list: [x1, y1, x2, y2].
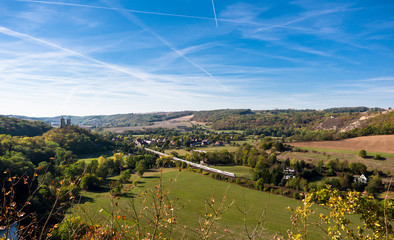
[283, 167, 296, 180]
[354, 173, 371, 184]
[134, 139, 148, 147]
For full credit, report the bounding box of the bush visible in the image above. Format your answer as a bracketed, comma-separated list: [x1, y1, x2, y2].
[373, 154, 383, 160]
[358, 149, 367, 158]
[80, 174, 101, 191]
[293, 192, 300, 199]
[119, 169, 131, 183]
[110, 181, 123, 196]
[235, 178, 243, 184]
[51, 217, 89, 240]
[132, 180, 138, 186]
[254, 178, 265, 191]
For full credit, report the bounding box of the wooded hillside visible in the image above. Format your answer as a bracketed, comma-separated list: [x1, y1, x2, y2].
[0, 115, 52, 137]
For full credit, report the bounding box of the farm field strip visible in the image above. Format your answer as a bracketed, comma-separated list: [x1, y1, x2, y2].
[290, 135, 394, 154]
[292, 146, 394, 159]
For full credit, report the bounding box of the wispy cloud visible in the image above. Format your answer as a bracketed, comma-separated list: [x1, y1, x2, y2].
[0, 26, 151, 82]
[19, 0, 317, 31]
[17, 0, 234, 89]
[1, 0, 393, 115]
[99, 0, 226, 90]
[361, 77, 394, 82]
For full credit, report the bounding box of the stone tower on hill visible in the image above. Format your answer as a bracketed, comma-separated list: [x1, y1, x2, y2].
[60, 117, 71, 128]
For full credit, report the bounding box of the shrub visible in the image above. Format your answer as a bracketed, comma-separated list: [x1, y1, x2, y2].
[373, 154, 383, 160]
[254, 178, 264, 191]
[293, 192, 300, 199]
[132, 180, 138, 186]
[51, 217, 89, 240]
[110, 181, 123, 196]
[80, 174, 101, 191]
[358, 149, 367, 158]
[119, 169, 131, 183]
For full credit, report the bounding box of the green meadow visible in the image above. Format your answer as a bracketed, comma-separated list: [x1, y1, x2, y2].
[294, 146, 394, 159]
[73, 168, 332, 239]
[213, 165, 253, 179]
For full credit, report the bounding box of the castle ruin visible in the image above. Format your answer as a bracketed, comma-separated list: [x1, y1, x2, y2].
[60, 117, 71, 128]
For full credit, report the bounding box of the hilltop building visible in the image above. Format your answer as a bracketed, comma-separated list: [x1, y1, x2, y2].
[60, 117, 71, 128]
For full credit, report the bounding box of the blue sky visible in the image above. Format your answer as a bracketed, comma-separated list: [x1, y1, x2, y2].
[0, 0, 393, 117]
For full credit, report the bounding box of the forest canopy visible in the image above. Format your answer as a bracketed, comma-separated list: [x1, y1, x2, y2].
[0, 115, 52, 137]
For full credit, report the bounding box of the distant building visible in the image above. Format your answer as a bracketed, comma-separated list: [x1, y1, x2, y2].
[60, 117, 65, 128]
[283, 167, 296, 180]
[354, 173, 371, 184]
[60, 117, 71, 128]
[135, 139, 148, 147]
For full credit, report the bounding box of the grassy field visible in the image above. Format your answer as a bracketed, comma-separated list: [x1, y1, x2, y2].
[293, 146, 394, 159]
[164, 139, 259, 156]
[77, 151, 114, 163]
[278, 147, 394, 174]
[213, 165, 253, 179]
[198, 145, 240, 152]
[73, 168, 332, 239]
[164, 149, 191, 155]
[214, 130, 245, 134]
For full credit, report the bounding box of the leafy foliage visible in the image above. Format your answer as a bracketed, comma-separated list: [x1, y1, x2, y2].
[288, 187, 393, 239]
[0, 116, 52, 137]
[193, 108, 394, 140]
[43, 126, 114, 154]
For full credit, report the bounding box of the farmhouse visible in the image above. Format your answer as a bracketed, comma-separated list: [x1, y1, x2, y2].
[354, 173, 371, 184]
[283, 167, 296, 179]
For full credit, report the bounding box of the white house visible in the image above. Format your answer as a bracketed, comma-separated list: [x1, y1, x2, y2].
[354, 173, 370, 184]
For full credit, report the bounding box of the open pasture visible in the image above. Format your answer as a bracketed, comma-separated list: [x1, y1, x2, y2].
[74, 169, 331, 239]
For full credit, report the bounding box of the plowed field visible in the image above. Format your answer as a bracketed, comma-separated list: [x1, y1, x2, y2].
[290, 135, 394, 154]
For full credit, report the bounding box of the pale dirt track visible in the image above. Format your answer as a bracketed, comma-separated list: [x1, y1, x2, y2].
[290, 135, 394, 154]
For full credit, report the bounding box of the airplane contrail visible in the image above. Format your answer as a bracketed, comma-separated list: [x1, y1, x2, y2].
[17, 0, 311, 31]
[99, 0, 227, 90]
[0, 26, 149, 82]
[18, 0, 216, 21]
[211, 0, 218, 28]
